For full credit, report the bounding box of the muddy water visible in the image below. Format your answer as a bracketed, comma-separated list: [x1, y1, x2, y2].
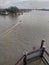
[0, 11, 49, 65]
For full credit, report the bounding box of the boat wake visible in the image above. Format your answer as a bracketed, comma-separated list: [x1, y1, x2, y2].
[0, 21, 23, 38]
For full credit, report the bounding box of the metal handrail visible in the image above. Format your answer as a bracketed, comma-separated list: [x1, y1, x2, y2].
[27, 49, 41, 56]
[15, 48, 41, 65]
[45, 50, 49, 56]
[15, 40, 49, 65]
[15, 49, 49, 65]
[15, 55, 25, 65]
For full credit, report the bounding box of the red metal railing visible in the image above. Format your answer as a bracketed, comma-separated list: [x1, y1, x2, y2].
[15, 40, 49, 65]
[15, 48, 41, 65]
[43, 50, 49, 65]
[15, 49, 49, 65]
[45, 50, 49, 56]
[15, 55, 25, 65]
[27, 49, 41, 56]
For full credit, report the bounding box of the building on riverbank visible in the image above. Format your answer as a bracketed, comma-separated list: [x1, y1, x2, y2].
[0, 9, 9, 15]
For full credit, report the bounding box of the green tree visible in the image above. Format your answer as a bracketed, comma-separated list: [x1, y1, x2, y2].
[8, 6, 19, 14]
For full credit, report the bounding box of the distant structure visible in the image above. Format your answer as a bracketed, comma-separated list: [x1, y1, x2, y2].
[0, 9, 9, 15]
[0, 6, 32, 15]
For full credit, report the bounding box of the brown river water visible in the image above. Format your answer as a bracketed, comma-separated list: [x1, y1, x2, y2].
[0, 11, 49, 65]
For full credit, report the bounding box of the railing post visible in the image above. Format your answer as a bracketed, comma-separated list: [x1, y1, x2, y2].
[40, 40, 46, 57]
[23, 50, 27, 65]
[23, 55, 27, 65]
[40, 40, 45, 49]
[41, 46, 45, 57]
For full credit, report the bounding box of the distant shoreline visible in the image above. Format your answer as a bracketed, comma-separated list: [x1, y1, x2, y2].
[32, 9, 49, 11]
[0, 8, 49, 15]
[0, 7, 32, 15]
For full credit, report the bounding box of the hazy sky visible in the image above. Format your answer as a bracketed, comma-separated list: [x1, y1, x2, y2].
[0, 0, 49, 8]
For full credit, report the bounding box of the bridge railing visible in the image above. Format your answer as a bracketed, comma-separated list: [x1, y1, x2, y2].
[15, 40, 49, 65]
[43, 50, 49, 65]
[15, 56, 25, 65]
[27, 49, 41, 60]
[15, 48, 42, 65]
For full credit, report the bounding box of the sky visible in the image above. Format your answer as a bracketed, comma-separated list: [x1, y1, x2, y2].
[0, 0, 49, 8]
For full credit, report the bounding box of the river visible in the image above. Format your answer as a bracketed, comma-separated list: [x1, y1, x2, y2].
[0, 10, 49, 65]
